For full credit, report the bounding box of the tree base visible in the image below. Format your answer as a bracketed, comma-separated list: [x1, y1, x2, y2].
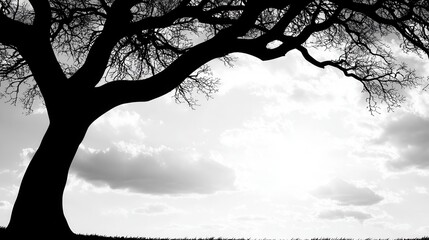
[5, 226, 76, 240]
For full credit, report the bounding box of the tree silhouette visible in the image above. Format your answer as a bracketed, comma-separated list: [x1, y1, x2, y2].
[1, 0, 428, 238]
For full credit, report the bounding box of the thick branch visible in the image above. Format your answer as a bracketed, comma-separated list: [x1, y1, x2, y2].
[28, 0, 51, 35]
[0, 13, 32, 46]
[16, 36, 68, 115]
[92, 33, 233, 116]
[71, 0, 195, 89]
[0, 2, 69, 115]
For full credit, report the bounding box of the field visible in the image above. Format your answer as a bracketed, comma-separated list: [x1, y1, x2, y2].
[1, 226, 429, 240]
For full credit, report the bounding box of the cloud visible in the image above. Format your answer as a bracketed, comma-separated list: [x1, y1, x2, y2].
[15, 148, 36, 178]
[312, 178, 383, 206]
[317, 209, 372, 223]
[71, 145, 236, 195]
[32, 104, 47, 115]
[101, 208, 129, 217]
[371, 221, 412, 232]
[19, 148, 35, 168]
[101, 204, 180, 217]
[415, 186, 429, 194]
[92, 109, 146, 139]
[133, 203, 179, 215]
[0, 200, 11, 210]
[233, 215, 270, 222]
[417, 225, 429, 234]
[375, 114, 429, 171]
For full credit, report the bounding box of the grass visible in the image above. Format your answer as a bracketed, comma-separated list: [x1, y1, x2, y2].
[1, 226, 429, 240]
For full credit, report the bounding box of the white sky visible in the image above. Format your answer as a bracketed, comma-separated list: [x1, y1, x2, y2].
[2, 47, 429, 238]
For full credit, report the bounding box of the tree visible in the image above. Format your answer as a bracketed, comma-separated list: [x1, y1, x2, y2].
[1, 0, 428, 238]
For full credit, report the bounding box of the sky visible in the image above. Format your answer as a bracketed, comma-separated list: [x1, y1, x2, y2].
[2, 42, 429, 238]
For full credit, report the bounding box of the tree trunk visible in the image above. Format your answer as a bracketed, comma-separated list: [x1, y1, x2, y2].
[6, 118, 90, 239]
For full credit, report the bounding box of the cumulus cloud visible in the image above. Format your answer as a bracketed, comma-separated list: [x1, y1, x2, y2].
[15, 148, 36, 178]
[32, 104, 47, 115]
[70, 145, 236, 195]
[371, 221, 412, 232]
[0, 200, 11, 210]
[375, 114, 429, 171]
[19, 148, 35, 168]
[233, 215, 270, 222]
[312, 178, 383, 206]
[133, 203, 179, 215]
[417, 225, 429, 234]
[318, 209, 372, 223]
[101, 204, 180, 217]
[415, 186, 429, 194]
[92, 109, 147, 139]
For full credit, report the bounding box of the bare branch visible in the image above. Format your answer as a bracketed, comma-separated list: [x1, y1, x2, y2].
[93, 31, 232, 114]
[71, 0, 196, 89]
[1, 0, 429, 114]
[296, 44, 420, 113]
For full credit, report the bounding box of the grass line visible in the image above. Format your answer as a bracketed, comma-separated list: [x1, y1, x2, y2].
[1, 226, 429, 240]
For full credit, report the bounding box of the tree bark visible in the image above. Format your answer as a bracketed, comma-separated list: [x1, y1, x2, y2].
[6, 118, 90, 239]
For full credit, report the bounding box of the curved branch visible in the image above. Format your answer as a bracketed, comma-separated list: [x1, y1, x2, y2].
[92, 32, 233, 116]
[297, 45, 360, 78]
[296, 44, 420, 113]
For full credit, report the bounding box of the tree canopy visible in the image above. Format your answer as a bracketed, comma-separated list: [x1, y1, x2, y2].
[2, 0, 429, 238]
[1, 0, 428, 117]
